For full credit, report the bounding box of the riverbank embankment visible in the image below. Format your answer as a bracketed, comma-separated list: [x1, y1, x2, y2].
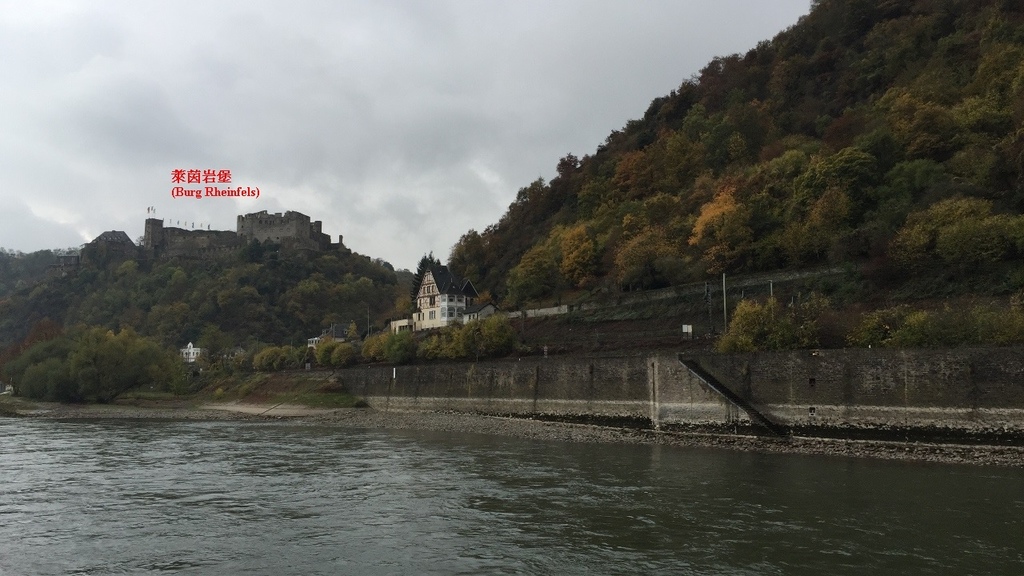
[6, 345, 1024, 466]
[4, 398, 1023, 468]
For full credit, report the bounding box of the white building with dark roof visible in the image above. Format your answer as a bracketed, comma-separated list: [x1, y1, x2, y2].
[461, 303, 498, 323]
[413, 265, 478, 331]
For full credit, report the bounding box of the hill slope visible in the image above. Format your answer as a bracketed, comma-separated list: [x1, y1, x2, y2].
[0, 242, 402, 355]
[449, 0, 1024, 307]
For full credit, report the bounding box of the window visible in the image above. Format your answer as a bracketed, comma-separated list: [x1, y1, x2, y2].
[429, 311, 435, 320]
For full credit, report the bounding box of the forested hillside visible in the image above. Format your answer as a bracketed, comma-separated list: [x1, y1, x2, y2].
[0, 248, 80, 299]
[0, 243, 403, 355]
[449, 0, 1024, 306]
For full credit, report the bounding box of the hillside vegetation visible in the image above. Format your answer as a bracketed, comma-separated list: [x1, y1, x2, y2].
[448, 0, 1024, 307]
[0, 242, 403, 359]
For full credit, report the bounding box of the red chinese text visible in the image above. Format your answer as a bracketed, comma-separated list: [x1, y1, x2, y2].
[172, 169, 231, 183]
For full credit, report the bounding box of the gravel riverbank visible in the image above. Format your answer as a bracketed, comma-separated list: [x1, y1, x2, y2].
[7, 400, 1024, 468]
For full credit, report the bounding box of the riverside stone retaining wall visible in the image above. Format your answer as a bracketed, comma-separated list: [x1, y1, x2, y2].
[335, 347, 1024, 433]
[692, 348, 1024, 431]
[337, 356, 661, 421]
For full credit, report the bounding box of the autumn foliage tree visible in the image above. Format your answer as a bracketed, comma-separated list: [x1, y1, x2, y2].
[558, 224, 598, 289]
[688, 184, 752, 273]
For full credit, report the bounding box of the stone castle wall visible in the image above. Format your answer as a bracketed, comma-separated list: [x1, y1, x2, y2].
[144, 219, 243, 259]
[142, 210, 338, 259]
[236, 210, 332, 251]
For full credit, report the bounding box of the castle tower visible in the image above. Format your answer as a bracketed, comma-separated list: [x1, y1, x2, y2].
[143, 218, 164, 250]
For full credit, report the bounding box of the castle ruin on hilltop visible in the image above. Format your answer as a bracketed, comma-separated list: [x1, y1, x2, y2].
[142, 210, 344, 259]
[236, 210, 335, 251]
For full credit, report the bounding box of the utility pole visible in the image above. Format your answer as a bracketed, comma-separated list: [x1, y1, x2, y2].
[704, 282, 712, 335]
[722, 273, 728, 332]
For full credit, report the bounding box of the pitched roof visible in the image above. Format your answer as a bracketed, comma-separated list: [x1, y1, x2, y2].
[92, 230, 134, 245]
[463, 302, 496, 314]
[426, 265, 478, 298]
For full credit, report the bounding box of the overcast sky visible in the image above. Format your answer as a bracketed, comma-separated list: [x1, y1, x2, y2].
[0, 0, 809, 270]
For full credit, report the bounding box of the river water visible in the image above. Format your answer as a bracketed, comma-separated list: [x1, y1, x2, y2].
[0, 419, 1021, 575]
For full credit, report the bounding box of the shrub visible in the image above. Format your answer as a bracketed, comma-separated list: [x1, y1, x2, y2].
[384, 331, 417, 364]
[330, 342, 356, 366]
[416, 332, 450, 361]
[716, 296, 824, 352]
[847, 302, 1024, 348]
[974, 303, 1024, 345]
[361, 332, 389, 362]
[415, 316, 518, 361]
[314, 339, 339, 366]
[253, 347, 285, 371]
[479, 315, 517, 357]
[846, 306, 911, 347]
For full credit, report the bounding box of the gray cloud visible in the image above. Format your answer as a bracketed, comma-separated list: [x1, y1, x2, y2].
[0, 0, 809, 270]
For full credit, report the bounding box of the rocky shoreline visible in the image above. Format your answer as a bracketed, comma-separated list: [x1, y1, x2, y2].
[7, 400, 1024, 467]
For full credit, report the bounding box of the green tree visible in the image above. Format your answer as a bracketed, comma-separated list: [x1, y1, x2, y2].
[22, 357, 76, 402]
[890, 197, 1021, 273]
[880, 88, 960, 160]
[197, 324, 232, 363]
[792, 147, 878, 222]
[846, 306, 912, 348]
[68, 328, 183, 402]
[615, 227, 685, 289]
[506, 245, 559, 307]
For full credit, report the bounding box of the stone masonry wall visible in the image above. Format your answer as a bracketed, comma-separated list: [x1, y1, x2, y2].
[237, 211, 309, 244]
[692, 348, 1024, 430]
[333, 347, 1024, 433]
[158, 228, 241, 258]
[337, 356, 656, 420]
[335, 354, 739, 427]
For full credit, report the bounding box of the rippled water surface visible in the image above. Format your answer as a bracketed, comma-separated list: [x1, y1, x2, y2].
[1, 419, 1022, 575]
